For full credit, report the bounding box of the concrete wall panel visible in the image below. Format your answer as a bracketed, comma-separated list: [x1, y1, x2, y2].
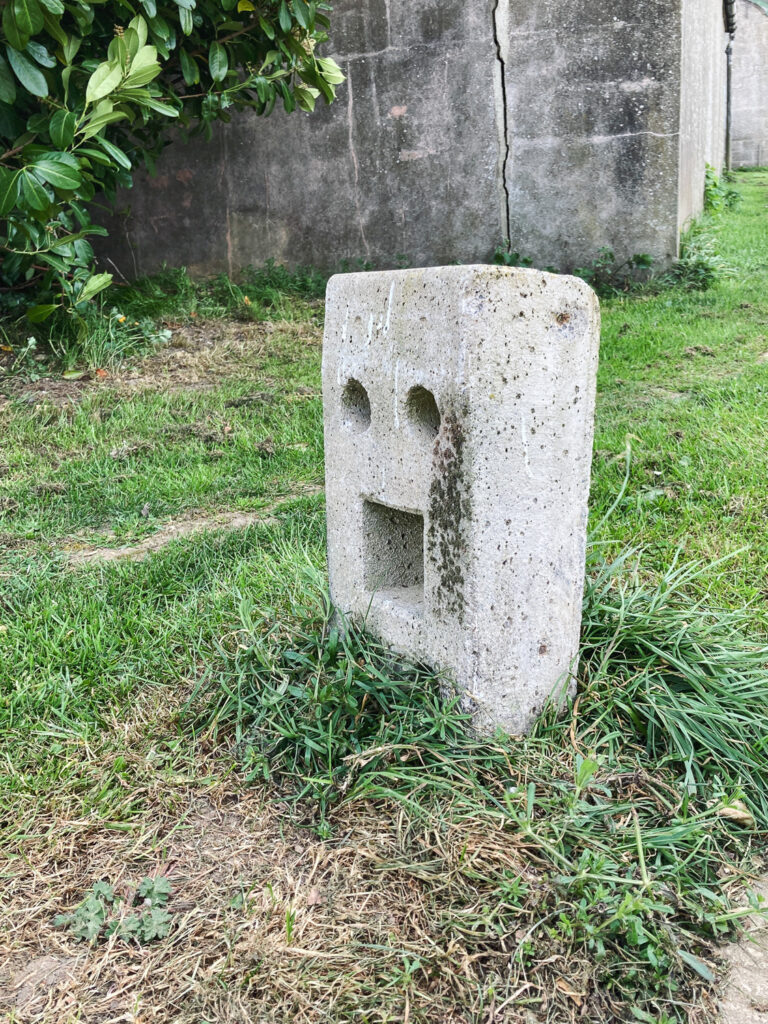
[103, 0, 504, 280]
[733, 0, 768, 167]
[502, 0, 683, 269]
[678, 0, 728, 232]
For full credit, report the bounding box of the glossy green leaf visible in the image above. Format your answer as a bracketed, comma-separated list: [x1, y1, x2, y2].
[49, 230, 96, 251]
[107, 34, 128, 67]
[294, 84, 318, 111]
[26, 40, 56, 68]
[41, 9, 67, 46]
[123, 27, 140, 60]
[75, 271, 112, 304]
[26, 303, 58, 322]
[12, 0, 44, 39]
[147, 13, 172, 43]
[2, 5, 28, 50]
[292, 0, 310, 29]
[62, 34, 81, 64]
[129, 13, 148, 46]
[179, 48, 199, 85]
[0, 0, 341, 313]
[79, 110, 128, 139]
[27, 111, 49, 133]
[85, 61, 123, 103]
[32, 153, 81, 189]
[0, 53, 16, 104]
[92, 97, 114, 116]
[36, 250, 69, 273]
[129, 43, 159, 73]
[93, 135, 132, 170]
[75, 146, 112, 166]
[141, 95, 178, 117]
[124, 44, 160, 86]
[6, 46, 48, 97]
[0, 168, 19, 215]
[19, 168, 50, 210]
[208, 40, 227, 82]
[61, 64, 73, 95]
[317, 57, 345, 85]
[279, 78, 295, 113]
[49, 109, 76, 147]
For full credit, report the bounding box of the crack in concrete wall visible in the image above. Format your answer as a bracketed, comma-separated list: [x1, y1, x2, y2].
[346, 68, 371, 262]
[492, 0, 512, 248]
[98, 0, 731, 279]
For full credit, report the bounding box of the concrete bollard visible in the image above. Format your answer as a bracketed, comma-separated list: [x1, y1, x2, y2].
[321, 265, 600, 735]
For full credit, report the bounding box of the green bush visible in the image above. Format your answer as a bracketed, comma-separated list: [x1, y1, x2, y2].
[0, 0, 342, 319]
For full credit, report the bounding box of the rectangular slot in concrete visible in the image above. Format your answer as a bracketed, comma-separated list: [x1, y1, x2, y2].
[362, 501, 424, 608]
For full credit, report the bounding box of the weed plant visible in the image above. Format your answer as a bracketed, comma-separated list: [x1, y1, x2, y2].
[574, 248, 655, 296]
[494, 167, 739, 299]
[54, 877, 173, 944]
[578, 547, 768, 819]
[112, 260, 327, 327]
[667, 224, 735, 291]
[704, 164, 742, 213]
[53, 307, 172, 371]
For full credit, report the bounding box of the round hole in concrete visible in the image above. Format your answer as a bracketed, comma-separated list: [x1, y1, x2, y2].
[341, 378, 371, 432]
[405, 385, 441, 440]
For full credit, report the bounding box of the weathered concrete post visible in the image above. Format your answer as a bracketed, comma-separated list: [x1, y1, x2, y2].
[322, 265, 600, 735]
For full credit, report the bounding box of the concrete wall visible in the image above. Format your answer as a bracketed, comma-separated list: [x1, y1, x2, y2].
[100, 0, 730, 280]
[678, 0, 728, 232]
[502, 0, 683, 269]
[733, 0, 768, 167]
[103, 0, 505, 280]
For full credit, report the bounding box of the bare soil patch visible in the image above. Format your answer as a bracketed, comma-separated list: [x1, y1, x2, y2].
[64, 486, 324, 566]
[720, 885, 768, 1024]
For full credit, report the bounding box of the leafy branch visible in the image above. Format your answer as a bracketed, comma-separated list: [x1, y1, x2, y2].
[0, 0, 343, 320]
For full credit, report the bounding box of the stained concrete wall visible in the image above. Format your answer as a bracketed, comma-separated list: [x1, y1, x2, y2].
[678, 0, 728, 232]
[733, 0, 768, 167]
[103, 0, 504, 280]
[502, 0, 684, 269]
[100, 0, 730, 279]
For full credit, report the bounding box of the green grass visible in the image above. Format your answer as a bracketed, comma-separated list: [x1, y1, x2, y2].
[0, 324, 323, 542]
[591, 172, 768, 610]
[2, 171, 768, 1022]
[185, 564, 767, 1016]
[0, 512, 325, 834]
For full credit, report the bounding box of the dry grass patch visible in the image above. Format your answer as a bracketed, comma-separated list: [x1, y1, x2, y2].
[0, 317, 321, 414]
[1, 753, 551, 1024]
